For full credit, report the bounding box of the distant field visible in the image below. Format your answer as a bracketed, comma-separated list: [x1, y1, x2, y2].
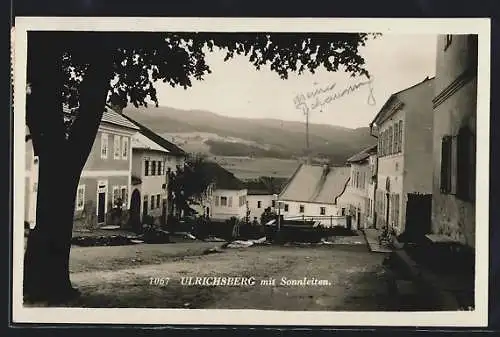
[212, 156, 300, 180]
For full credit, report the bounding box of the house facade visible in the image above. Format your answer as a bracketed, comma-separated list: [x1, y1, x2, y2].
[278, 164, 350, 228]
[129, 132, 170, 230]
[212, 188, 248, 221]
[431, 34, 477, 248]
[121, 113, 187, 221]
[370, 77, 435, 236]
[73, 108, 139, 230]
[366, 149, 379, 228]
[338, 144, 377, 230]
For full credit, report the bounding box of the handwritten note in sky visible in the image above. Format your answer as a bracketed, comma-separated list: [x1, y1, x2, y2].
[293, 76, 376, 115]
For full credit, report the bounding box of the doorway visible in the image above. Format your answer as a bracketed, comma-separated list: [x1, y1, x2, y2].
[385, 193, 390, 228]
[142, 196, 149, 222]
[97, 180, 107, 224]
[129, 189, 141, 232]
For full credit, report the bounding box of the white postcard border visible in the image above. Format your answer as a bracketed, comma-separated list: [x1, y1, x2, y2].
[12, 17, 491, 327]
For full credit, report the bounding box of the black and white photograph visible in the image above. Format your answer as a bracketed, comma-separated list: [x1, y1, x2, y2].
[12, 17, 490, 326]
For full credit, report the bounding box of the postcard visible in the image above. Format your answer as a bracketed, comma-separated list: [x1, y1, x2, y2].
[12, 17, 490, 327]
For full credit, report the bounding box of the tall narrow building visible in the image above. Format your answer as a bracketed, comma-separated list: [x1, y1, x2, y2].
[431, 34, 478, 248]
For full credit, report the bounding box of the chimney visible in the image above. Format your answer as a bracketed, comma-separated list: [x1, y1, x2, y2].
[322, 163, 330, 175]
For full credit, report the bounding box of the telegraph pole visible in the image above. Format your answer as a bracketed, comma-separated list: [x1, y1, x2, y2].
[304, 108, 311, 164]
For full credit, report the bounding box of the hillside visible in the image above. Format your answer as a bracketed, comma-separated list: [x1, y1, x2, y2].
[123, 106, 375, 164]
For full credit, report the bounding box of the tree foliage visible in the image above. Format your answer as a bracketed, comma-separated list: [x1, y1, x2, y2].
[32, 32, 378, 135]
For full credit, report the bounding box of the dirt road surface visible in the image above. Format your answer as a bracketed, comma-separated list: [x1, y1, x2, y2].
[52, 243, 404, 311]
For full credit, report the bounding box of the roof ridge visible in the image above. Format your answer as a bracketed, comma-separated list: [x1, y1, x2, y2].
[120, 111, 186, 156]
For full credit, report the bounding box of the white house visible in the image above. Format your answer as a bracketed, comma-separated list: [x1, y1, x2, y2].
[244, 177, 288, 223]
[121, 113, 187, 225]
[337, 144, 377, 230]
[190, 161, 248, 221]
[369, 77, 435, 236]
[278, 163, 350, 228]
[129, 132, 170, 229]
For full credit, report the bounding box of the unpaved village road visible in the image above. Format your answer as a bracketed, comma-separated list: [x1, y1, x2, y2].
[60, 243, 403, 311]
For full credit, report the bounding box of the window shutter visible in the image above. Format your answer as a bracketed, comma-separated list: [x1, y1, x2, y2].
[440, 136, 452, 193]
[457, 128, 475, 201]
[450, 136, 458, 194]
[215, 196, 219, 206]
[228, 197, 233, 207]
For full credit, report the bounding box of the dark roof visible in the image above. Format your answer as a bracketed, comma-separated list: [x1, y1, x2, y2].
[244, 177, 289, 195]
[120, 112, 186, 157]
[62, 105, 139, 130]
[370, 76, 435, 127]
[347, 144, 377, 163]
[197, 161, 246, 191]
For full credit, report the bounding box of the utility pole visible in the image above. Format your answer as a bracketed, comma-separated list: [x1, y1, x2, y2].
[304, 108, 311, 164]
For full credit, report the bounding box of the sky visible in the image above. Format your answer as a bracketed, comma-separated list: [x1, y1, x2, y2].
[153, 34, 437, 129]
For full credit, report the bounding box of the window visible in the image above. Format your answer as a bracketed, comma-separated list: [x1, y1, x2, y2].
[220, 196, 227, 206]
[271, 200, 276, 208]
[445, 34, 453, 50]
[388, 126, 393, 154]
[380, 131, 385, 156]
[356, 172, 360, 188]
[215, 196, 220, 206]
[157, 161, 162, 175]
[100, 133, 108, 159]
[284, 204, 289, 212]
[320, 207, 326, 215]
[257, 201, 262, 209]
[385, 130, 392, 156]
[398, 120, 403, 152]
[144, 160, 149, 176]
[113, 186, 120, 205]
[299, 204, 305, 213]
[113, 135, 121, 159]
[76, 185, 85, 211]
[151, 161, 156, 176]
[121, 186, 128, 206]
[393, 123, 399, 154]
[228, 197, 233, 207]
[151, 195, 155, 210]
[156, 194, 161, 208]
[341, 208, 345, 216]
[122, 137, 129, 160]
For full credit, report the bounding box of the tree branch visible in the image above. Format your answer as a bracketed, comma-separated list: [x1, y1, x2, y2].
[67, 41, 115, 172]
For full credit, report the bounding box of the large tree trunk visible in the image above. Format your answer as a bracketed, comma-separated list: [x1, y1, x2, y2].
[23, 157, 82, 302]
[23, 32, 114, 303]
